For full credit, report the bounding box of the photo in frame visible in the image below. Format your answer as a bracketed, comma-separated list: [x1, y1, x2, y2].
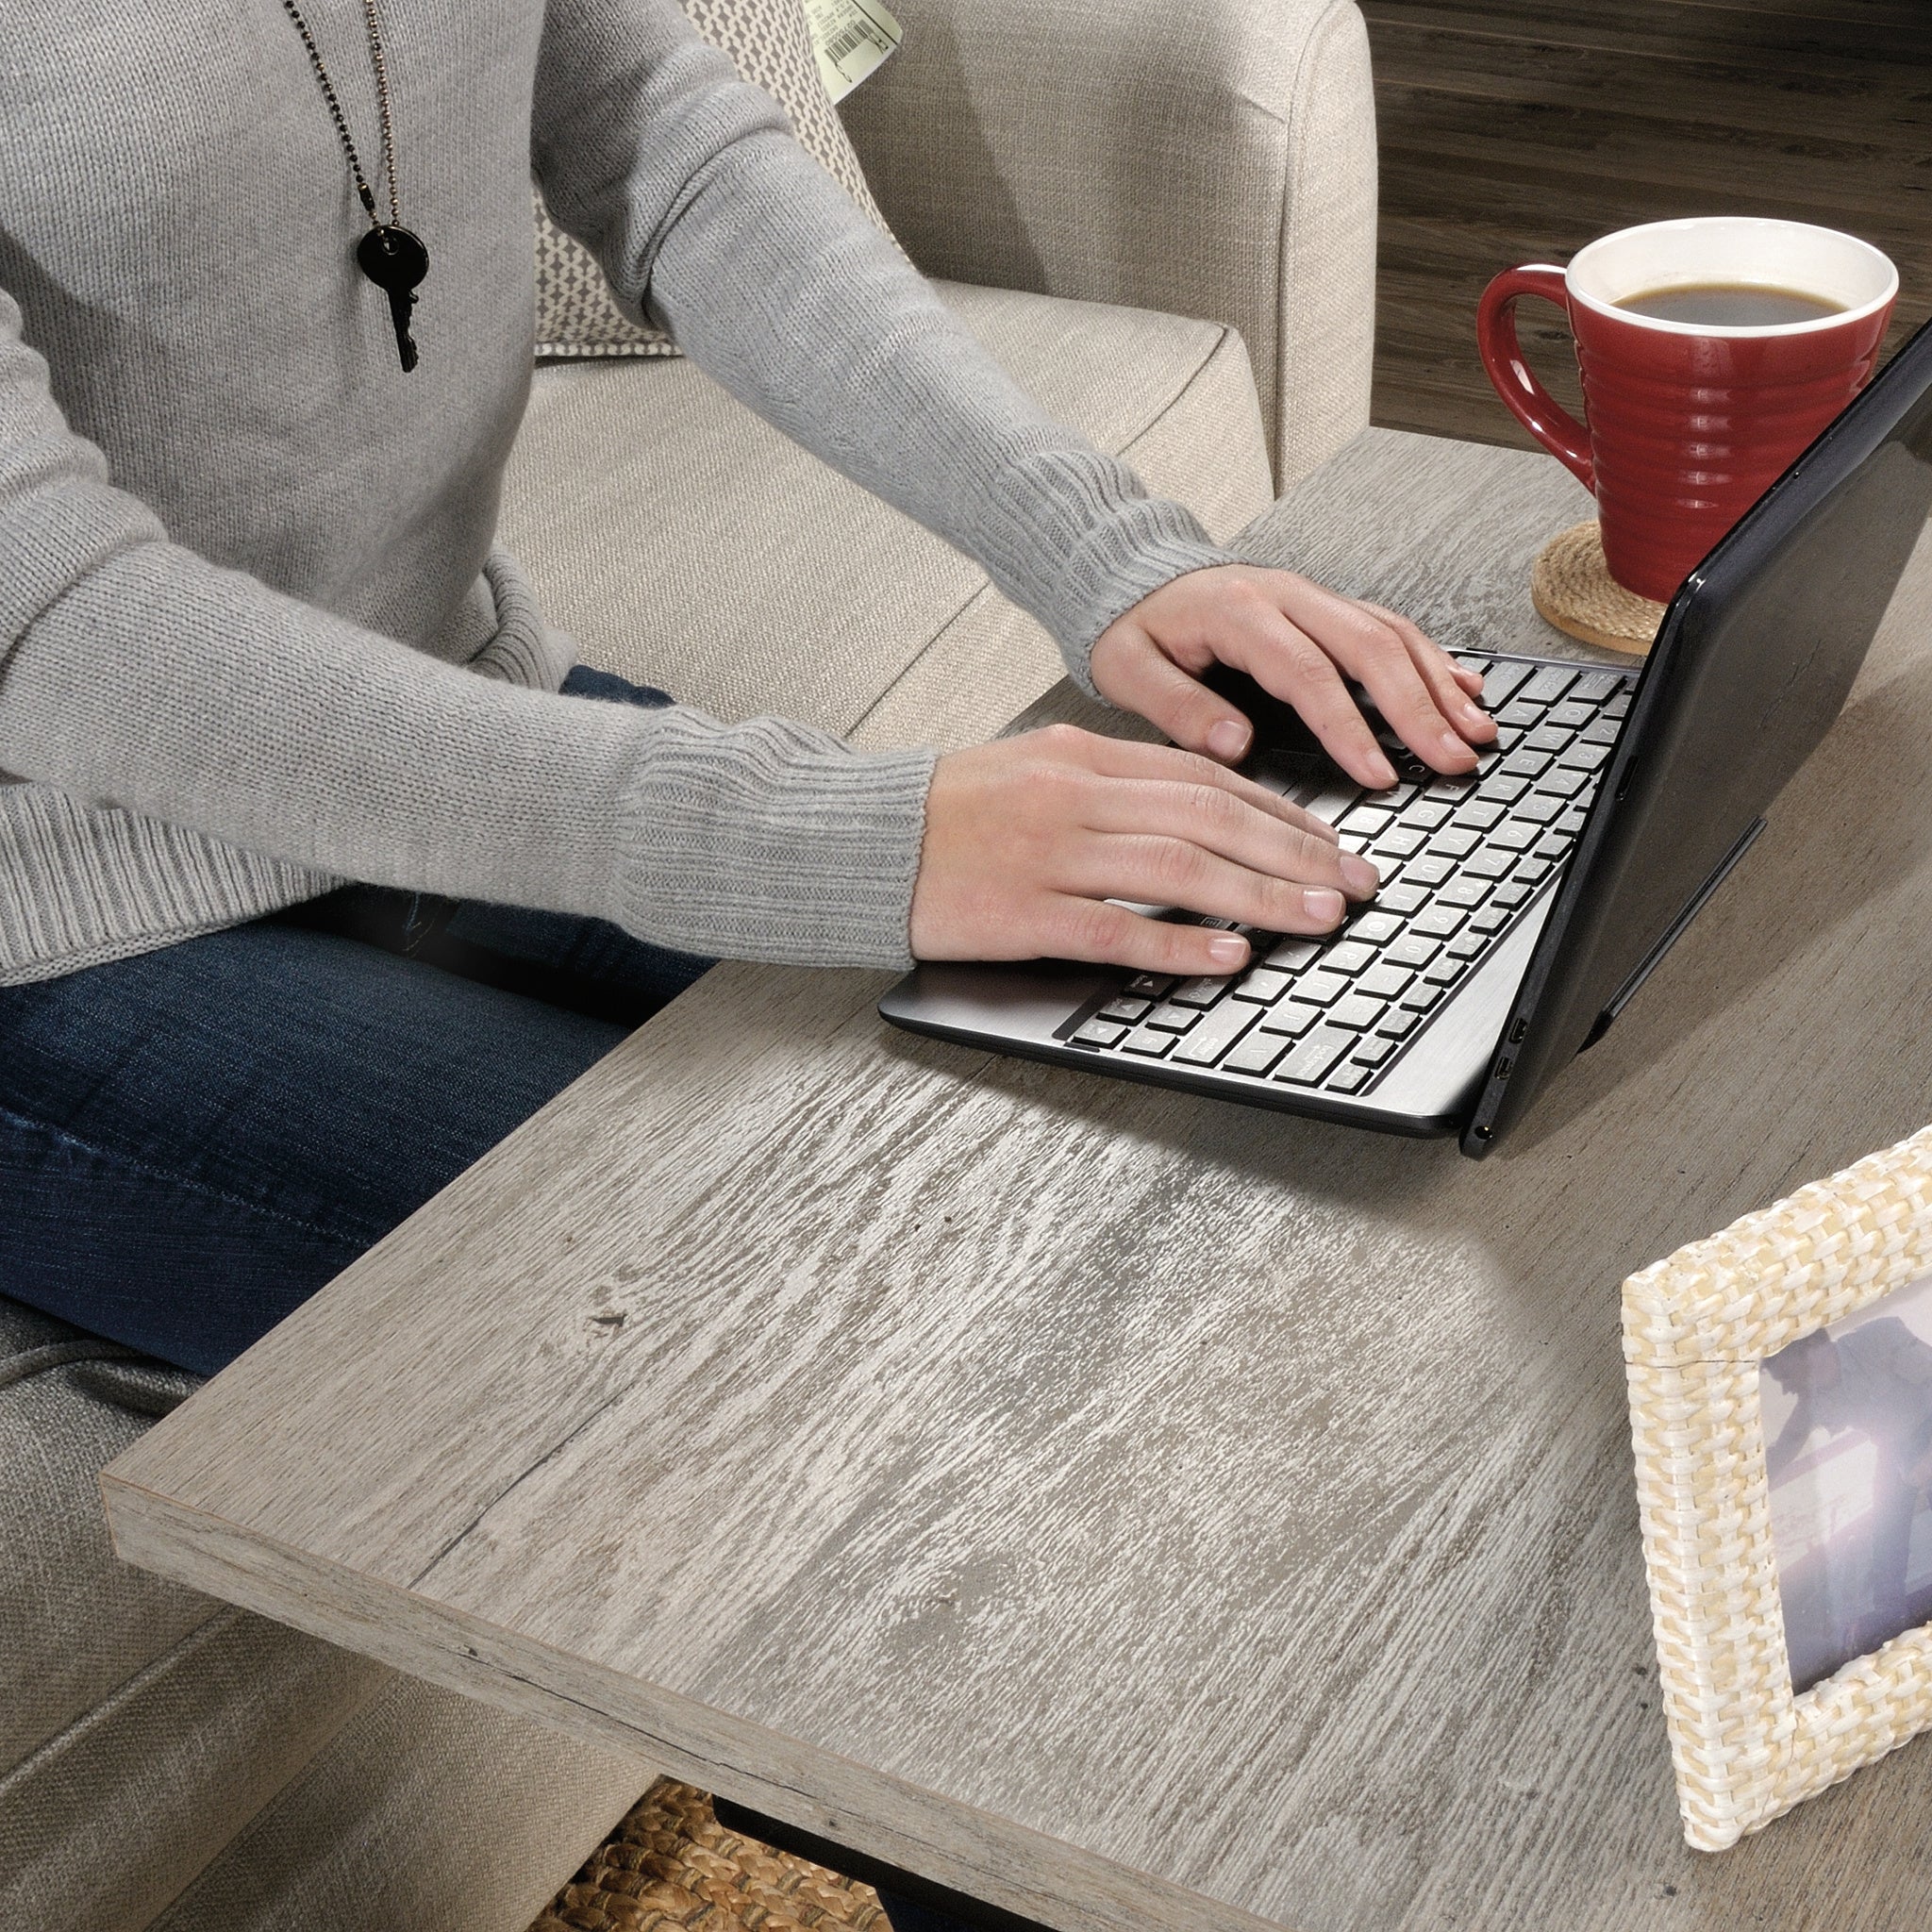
[1623, 1124, 1932, 1850]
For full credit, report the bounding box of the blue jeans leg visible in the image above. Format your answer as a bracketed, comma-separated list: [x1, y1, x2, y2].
[0, 663, 714, 1374]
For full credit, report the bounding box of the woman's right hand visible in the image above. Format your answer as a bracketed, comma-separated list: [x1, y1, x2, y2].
[908, 724, 1380, 978]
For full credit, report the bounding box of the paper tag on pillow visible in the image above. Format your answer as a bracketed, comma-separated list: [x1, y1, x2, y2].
[805, 0, 903, 103]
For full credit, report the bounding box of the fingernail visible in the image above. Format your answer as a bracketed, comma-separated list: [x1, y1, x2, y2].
[1440, 731, 1476, 765]
[1459, 699, 1491, 729]
[1370, 755, 1398, 788]
[1340, 853, 1380, 896]
[1303, 888, 1345, 925]
[1207, 718, 1250, 760]
[1206, 934, 1249, 968]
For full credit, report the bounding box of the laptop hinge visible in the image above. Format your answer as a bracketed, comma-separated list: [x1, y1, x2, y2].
[1579, 816, 1768, 1051]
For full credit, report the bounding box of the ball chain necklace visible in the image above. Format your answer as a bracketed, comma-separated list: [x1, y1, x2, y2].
[278, 0, 427, 372]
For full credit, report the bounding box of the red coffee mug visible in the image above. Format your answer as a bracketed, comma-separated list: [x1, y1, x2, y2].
[1477, 217, 1896, 603]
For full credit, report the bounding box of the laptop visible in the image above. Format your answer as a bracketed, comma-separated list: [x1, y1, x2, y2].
[880, 319, 1932, 1157]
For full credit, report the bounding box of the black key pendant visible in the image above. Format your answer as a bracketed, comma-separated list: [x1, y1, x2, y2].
[355, 224, 429, 373]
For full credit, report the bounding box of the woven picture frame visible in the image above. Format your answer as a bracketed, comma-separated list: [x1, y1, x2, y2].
[1623, 1123, 1932, 1850]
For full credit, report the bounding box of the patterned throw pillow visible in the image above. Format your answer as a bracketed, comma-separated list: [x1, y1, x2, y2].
[534, 0, 892, 359]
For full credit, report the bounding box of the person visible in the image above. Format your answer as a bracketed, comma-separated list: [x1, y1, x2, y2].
[1765, 1317, 1932, 1675]
[0, 6, 1491, 1923]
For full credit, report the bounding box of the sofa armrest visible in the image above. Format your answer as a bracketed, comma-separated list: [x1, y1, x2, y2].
[839, 0, 1377, 488]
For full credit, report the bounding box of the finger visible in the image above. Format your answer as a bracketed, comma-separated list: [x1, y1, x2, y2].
[1275, 587, 1476, 776]
[1071, 777, 1378, 899]
[1355, 601, 1496, 742]
[1051, 730, 1342, 842]
[1089, 627, 1257, 763]
[1044, 898, 1264, 977]
[1066, 834, 1354, 938]
[1204, 586, 1398, 789]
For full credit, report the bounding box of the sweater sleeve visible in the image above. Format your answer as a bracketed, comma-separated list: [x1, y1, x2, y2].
[529, 0, 1234, 692]
[0, 290, 934, 969]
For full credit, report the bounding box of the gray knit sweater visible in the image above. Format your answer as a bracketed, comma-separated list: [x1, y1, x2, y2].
[0, 0, 1229, 984]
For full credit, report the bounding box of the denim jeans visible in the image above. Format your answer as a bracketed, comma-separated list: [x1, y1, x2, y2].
[0, 665, 984, 1932]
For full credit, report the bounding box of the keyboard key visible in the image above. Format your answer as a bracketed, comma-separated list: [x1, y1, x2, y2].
[1411, 904, 1466, 939]
[1322, 941, 1377, 976]
[1516, 792, 1563, 824]
[1357, 963, 1414, 1000]
[1166, 978, 1228, 1009]
[1431, 827, 1481, 859]
[1097, 997, 1151, 1023]
[1265, 938, 1322, 971]
[1378, 883, 1431, 915]
[1257, 1000, 1324, 1038]
[1491, 882, 1532, 909]
[1580, 716, 1622, 746]
[1124, 974, 1176, 999]
[1521, 666, 1576, 705]
[1328, 993, 1384, 1031]
[1535, 829, 1571, 860]
[1524, 724, 1570, 753]
[1557, 805, 1590, 835]
[1121, 1024, 1176, 1057]
[1386, 934, 1440, 969]
[1145, 1003, 1200, 1032]
[1605, 691, 1632, 719]
[1571, 669, 1624, 702]
[1464, 847, 1515, 880]
[1423, 776, 1476, 805]
[1072, 1019, 1128, 1047]
[1405, 855, 1456, 887]
[1271, 1024, 1357, 1085]
[1340, 805, 1393, 840]
[1472, 658, 1535, 708]
[1347, 910, 1404, 945]
[1223, 1028, 1289, 1076]
[1495, 699, 1543, 730]
[1558, 740, 1610, 772]
[1424, 957, 1464, 987]
[1371, 826, 1428, 860]
[1535, 765, 1591, 800]
[1457, 800, 1507, 832]
[1546, 701, 1593, 729]
[1501, 747, 1552, 779]
[1470, 906, 1512, 934]
[1296, 969, 1350, 1006]
[1327, 1062, 1372, 1094]
[1351, 1034, 1397, 1068]
[1233, 967, 1292, 1004]
[1514, 857, 1554, 885]
[1169, 1000, 1258, 1064]
[1476, 773, 1531, 807]
[1490, 820, 1539, 852]
[1376, 1008, 1420, 1040]
[1400, 981, 1443, 1012]
[1407, 802, 1454, 832]
[1446, 932, 1487, 959]
[1439, 876, 1490, 908]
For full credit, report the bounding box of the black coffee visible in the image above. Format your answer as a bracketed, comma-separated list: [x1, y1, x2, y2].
[1614, 282, 1847, 326]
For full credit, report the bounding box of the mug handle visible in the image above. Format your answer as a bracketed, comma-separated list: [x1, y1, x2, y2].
[1476, 265, 1594, 491]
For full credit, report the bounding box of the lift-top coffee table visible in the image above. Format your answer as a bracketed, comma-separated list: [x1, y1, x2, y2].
[102, 431, 1932, 1932]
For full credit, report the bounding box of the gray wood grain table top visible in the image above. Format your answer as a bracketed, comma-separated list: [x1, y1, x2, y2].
[104, 430, 1932, 1932]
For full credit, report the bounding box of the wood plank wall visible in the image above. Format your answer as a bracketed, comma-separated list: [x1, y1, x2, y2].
[1360, 1, 1932, 446]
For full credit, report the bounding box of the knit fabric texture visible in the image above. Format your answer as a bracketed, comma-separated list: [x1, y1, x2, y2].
[0, 0, 1230, 985]
[534, 0, 891, 358]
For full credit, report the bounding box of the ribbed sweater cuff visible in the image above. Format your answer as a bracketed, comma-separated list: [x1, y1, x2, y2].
[610, 708, 937, 969]
[1051, 512, 1234, 698]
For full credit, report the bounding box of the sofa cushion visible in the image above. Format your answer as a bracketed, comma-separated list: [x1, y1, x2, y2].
[500, 278, 1272, 747]
[535, 0, 891, 360]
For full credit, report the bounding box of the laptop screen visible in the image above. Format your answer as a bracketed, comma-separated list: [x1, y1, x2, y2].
[1466, 320, 1932, 1153]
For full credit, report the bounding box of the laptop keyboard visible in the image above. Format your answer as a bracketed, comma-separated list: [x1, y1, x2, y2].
[1059, 656, 1635, 1097]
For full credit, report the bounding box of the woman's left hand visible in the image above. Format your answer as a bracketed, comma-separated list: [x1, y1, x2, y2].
[1090, 564, 1498, 791]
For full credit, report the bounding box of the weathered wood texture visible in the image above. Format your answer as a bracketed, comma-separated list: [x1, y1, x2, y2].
[1362, 1, 1932, 445]
[104, 433, 1932, 1932]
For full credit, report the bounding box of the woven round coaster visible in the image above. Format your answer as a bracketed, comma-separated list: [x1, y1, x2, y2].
[1530, 520, 1667, 657]
[531, 1779, 890, 1932]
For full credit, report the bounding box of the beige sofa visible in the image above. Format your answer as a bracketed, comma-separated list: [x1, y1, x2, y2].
[0, 5, 1376, 1927]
